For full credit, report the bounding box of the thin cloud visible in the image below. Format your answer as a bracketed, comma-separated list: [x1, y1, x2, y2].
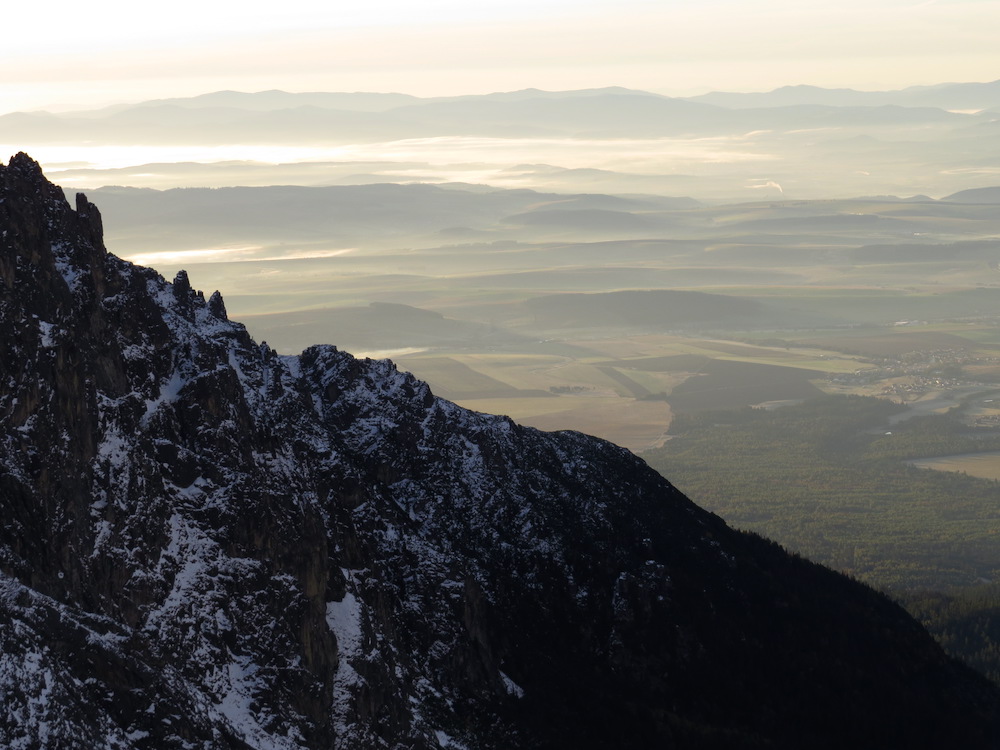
[748, 180, 784, 194]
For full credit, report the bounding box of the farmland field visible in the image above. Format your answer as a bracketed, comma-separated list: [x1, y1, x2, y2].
[909, 452, 1000, 482]
[458, 395, 673, 453]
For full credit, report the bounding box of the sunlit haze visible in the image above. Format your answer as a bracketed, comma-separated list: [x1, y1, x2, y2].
[3, 0, 999, 112]
[6, 3, 1000, 740]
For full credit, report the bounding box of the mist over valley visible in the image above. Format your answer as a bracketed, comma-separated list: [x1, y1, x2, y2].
[5, 74, 1000, 746]
[6, 82, 999, 200]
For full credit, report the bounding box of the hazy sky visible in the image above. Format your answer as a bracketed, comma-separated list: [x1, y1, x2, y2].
[3, 0, 999, 112]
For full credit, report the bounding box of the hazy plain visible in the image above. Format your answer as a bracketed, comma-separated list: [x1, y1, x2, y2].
[5, 82, 1000, 454]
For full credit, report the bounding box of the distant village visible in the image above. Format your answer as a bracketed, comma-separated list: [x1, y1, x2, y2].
[826, 346, 1000, 427]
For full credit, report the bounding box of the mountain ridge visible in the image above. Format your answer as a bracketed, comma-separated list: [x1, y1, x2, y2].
[2, 84, 989, 148]
[14, 80, 1000, 118]
[686, 79, 1000, 110]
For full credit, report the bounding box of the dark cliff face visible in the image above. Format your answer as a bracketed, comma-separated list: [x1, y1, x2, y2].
[0, 152, 998, 749]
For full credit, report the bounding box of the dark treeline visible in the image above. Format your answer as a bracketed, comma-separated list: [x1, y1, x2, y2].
[901, 585, 1000, 686]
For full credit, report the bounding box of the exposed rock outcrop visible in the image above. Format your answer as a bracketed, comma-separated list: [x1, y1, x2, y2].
[1, 153, 998, 749]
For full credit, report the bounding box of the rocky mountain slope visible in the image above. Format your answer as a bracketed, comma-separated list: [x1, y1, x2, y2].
[1, 152, 998, 748]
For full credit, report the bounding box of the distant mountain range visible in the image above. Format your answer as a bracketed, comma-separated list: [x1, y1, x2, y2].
[687, 80, 1000, 111]
[47, 80, 1000, 116]
[3, 83, 996, 146]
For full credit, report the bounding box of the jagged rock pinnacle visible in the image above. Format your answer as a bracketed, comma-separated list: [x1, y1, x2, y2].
[208, 289, 228, 320]
[6, 151, 46, 178]
[1, 152, 107, 286]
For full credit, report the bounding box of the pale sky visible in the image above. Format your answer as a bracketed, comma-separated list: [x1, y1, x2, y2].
[2, 0, 999, 112]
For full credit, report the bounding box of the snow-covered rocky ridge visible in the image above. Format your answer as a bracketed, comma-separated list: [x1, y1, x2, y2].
[1, 152, 998, 749]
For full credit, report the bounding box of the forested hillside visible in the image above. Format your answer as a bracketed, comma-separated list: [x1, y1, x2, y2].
[644, 395, 1000, 681]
